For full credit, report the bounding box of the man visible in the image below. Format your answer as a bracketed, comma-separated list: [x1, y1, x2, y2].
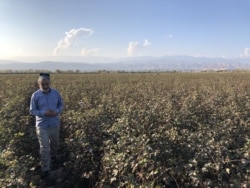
[30, 73, 63, 178]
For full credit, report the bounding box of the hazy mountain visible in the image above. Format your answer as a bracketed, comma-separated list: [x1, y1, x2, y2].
[0, 56, 249, 72]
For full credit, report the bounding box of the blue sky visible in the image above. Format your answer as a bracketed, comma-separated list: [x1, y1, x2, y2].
[0, 0, 250, 62]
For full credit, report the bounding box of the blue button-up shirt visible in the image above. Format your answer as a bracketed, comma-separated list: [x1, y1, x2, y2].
[30, 88, 63, 128]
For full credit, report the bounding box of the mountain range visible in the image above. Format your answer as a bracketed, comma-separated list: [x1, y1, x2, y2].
[0, 56, 249, 72]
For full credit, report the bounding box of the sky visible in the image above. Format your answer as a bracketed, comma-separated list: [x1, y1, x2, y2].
[0, 0, 250, 62]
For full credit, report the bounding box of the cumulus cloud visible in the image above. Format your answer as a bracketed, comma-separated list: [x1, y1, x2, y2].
[81, 48, 100, 56]
[127, 39, 151, 57]
[143, 39, 151, 47]
[53, 28, 94, 55]
[127, 41, 139, 57]
[241, 47, 250, 58]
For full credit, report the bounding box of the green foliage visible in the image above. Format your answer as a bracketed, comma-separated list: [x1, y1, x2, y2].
[0, 72, 249, 187]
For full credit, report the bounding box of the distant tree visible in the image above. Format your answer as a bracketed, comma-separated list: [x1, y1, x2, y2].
[55, 69, 62, 74]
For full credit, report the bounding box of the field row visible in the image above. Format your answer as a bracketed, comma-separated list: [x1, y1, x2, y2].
[0, 72, 249, 187]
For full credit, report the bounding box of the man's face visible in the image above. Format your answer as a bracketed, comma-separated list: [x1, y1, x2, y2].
[39, 79, 50, 92]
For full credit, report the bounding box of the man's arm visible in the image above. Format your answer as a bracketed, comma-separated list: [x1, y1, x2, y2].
[29, 94, 46, 117]
[55, 92, 63, 115]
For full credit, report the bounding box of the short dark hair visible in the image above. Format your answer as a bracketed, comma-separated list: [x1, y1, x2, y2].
[38, 73, 50, 82]
[40, 73, 50, 78]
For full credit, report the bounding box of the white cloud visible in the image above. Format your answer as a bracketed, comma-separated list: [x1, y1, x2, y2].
[127, 41, 139, 57]
[127, 40, 151, 56]
[53, 28, 94, 55]
[81, 48, 100, 56]
[143, 39, 151, 47]
[241, 47, 250, 58]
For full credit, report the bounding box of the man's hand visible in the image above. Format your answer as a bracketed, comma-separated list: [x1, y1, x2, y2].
[45, 110, 57, 117]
